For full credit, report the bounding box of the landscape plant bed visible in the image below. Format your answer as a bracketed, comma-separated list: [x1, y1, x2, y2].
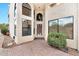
[59, 47, 68, 53]
[49, 44, 68, 53]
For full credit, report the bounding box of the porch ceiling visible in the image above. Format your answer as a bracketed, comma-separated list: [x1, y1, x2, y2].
[33, 3, 59, 11]
[33, 3, 46, 11]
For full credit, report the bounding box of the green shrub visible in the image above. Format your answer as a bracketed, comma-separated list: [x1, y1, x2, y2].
[0, 24, 8, 35]
[1, 28, 8, 35]
[48, 32, 67, 48]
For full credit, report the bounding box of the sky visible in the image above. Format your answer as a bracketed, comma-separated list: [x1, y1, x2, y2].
[0, 3, 9, 24]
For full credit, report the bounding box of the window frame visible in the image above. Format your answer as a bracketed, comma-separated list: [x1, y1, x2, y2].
[22, 20, 32, 36]
[22, 3, 31, 17]
[48, 19, 58, 33]
[48, 16, 74, 39]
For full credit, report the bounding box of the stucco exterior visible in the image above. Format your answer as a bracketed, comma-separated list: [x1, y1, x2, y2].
[9, 3, 79, 51]
[9, 3, 34, 44]
[45, 3, 78, 49]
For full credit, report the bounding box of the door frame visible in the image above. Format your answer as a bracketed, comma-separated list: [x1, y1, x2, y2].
[35, 22, 44, 38]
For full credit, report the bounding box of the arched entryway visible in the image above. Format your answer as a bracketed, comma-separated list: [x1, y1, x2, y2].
[35, 13, 43, 38]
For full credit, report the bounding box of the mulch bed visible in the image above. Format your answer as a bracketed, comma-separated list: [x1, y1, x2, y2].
[49, 45, 78, 55]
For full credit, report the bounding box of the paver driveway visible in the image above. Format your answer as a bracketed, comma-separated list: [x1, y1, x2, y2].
[0, 39, 70, 56]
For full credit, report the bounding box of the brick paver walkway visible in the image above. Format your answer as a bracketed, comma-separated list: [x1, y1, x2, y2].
[0, 37, 70, 56]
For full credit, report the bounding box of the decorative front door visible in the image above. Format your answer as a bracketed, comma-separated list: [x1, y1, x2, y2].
[37, 24, 42, 36]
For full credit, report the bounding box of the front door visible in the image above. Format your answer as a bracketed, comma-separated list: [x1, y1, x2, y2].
[37, 24, 42, 37]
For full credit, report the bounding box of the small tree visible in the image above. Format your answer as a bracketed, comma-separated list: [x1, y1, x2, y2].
[0, 24, 8, 35]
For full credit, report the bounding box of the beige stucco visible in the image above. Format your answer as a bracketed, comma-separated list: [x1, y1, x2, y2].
[9, 3, 15, 38]
[45, 3, 78, 49]
[9, 3, 34, 44]
[15, 3, 34, 44]
[9, 3, 79, 50]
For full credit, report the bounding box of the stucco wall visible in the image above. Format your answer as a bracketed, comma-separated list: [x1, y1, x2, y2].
[45, 3, 78, 49]
[9, 3, 15, 38]
[77, 4, 79, 51]
[9, 3, 79, 49]
[15, 3, 34, 44]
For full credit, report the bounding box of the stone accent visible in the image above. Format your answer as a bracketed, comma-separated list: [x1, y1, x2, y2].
[2, 35, 15, 48]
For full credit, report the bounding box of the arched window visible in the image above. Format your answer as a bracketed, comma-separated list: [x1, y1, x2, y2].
[36, 13, 43, 21]
[22, 3, 31, 16]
